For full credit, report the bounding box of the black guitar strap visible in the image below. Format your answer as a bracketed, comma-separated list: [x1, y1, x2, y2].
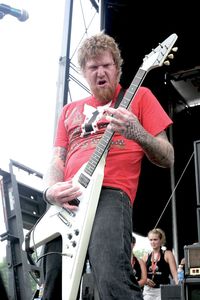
[114, 87, 126, 108]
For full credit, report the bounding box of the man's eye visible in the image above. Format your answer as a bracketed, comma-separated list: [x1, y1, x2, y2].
[89, 66, 97, 71]
[104, 63, 115, 69]
[106, 63, 114, 68]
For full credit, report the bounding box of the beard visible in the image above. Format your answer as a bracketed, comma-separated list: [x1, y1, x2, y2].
[92, 85, 116, 103]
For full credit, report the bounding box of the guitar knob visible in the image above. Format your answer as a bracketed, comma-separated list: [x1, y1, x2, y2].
[71, 240, 77, 247]
[172, 46, 178, 52]
[74, 229, 79, 236]
[68, 233, 73, 240]
[168, 54, 174, 59]
[164, 60, 170, 66]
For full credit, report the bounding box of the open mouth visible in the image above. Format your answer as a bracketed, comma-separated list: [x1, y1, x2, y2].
[97, 80, 107, 86]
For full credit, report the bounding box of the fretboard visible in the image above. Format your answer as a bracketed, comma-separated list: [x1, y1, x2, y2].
[84, 68, 147, 177]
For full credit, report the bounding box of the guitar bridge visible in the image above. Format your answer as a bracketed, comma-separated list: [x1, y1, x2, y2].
[58, 210, 73, 227]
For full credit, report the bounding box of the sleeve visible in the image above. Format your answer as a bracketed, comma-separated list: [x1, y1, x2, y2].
[132, 87, 173, 136]
[54, 106, 69, 149]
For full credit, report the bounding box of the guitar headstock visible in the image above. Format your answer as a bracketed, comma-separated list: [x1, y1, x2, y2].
[141, 33, 178, 71]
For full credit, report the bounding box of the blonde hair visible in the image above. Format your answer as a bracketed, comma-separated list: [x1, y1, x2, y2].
[77, 32, 123, 81]
[148, 228, 166, 246]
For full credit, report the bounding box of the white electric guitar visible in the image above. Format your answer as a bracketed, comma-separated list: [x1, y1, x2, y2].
[25, 33, 178, 300]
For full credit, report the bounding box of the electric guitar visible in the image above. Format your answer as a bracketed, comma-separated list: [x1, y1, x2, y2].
[25, 33, 178, 300]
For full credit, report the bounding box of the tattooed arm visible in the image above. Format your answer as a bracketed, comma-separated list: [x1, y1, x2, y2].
[43, 147, 66, 186]
[137, 130, 174, 168]
[43, 146, 82, 208]
[105, 107, 174, 168]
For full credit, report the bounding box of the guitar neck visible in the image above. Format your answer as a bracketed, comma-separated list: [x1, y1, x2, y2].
[120, 68, 147, 109]
[83, 68, 147, 178]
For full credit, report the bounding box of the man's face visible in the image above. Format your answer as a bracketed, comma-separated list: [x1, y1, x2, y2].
[83, 51, 119, 103]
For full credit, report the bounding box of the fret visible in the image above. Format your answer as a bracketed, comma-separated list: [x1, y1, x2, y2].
[84, 129, 114, 176]
[119, 69, 146, 109]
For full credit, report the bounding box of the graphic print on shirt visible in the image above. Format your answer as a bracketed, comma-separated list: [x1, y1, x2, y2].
[81, 102, 110, 137]
[149, 264, 159, 275]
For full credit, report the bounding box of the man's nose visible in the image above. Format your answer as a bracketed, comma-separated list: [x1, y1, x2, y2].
[97, 65, 105, 75]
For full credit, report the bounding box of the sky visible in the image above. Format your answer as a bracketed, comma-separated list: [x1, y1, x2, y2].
[0, 0, 150, 260]
[0, 0, 66, 173]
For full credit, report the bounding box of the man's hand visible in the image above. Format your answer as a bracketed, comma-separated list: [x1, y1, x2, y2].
[45, 180, 82, 210]
[104, 106, 143, 141]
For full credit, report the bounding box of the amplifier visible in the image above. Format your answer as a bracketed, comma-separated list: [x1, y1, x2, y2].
[185, 277, 200, 300]
[184, 243, 200, 277]
[160, 284, 183, 300]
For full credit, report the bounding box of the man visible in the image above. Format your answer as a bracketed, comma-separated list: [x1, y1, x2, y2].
[42, 33, 174, 299]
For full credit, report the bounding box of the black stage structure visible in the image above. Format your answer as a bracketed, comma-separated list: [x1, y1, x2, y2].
[1, 1, 200, 299]
[101, 0, 200, 260]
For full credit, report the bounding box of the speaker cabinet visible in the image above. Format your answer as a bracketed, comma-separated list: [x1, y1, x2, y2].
[184, 277, 200, 300]
[197, 208, 200, 242]
[184, 244, 200, 277]
[161, 285, 183, 300]
[194, 140, 200, 206]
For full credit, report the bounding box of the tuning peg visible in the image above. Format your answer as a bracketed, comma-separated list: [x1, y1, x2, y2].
[168, 54, 174, 59]
[164, 60, 170, 66]
[172, 47, 178, 52]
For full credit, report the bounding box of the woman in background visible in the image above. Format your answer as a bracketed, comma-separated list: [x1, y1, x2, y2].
[142, 228, 178, 300]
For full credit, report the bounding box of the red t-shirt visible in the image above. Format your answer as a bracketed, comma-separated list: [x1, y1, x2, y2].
[54, 85, 172, 204]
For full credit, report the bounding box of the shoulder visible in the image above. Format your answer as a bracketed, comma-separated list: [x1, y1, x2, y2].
[59, 96, 93, 119]
[63, 96, 92, 110]
[164, 249, 173, 256]
[131, 86, 164, 113]
[138, 257, 146, 266]
[133, 86, 155, 100]
[164, 249, 175, 261]
[142, 251, 151, 262]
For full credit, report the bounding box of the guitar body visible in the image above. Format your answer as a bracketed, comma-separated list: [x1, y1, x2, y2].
[29, 154, 106, 300]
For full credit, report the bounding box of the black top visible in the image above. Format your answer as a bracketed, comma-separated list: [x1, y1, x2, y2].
[146, 249, 171, 288]
[132, 255, 142, 282]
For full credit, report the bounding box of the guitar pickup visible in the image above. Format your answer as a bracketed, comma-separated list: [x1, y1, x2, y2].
[78, 173, 90, 188]
[68, 198, 80, 206]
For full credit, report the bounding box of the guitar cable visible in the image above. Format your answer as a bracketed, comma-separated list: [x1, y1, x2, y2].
[154, 150, 194, 228]
[25, 209, 72, 280]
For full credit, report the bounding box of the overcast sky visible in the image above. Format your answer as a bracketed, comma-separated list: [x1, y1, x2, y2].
[0, 0, 66, 173]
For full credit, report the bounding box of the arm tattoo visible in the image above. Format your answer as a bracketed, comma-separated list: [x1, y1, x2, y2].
[139, 131, 174, 168]
[55, 147, 67, 164]
[123, 119, 174, 168]
[43, 147, 67, 186]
